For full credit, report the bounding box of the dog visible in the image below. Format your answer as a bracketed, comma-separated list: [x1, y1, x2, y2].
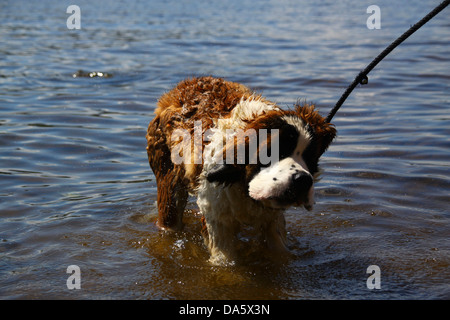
[146, 76, 336, 264]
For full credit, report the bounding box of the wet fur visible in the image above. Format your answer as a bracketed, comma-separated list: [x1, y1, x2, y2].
[146, 76, 336, 263]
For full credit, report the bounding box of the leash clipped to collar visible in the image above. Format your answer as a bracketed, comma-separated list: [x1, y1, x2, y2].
[326, 0, 450, 124]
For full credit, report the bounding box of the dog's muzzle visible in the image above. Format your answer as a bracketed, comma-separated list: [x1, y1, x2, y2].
[271, 171, 314, 209]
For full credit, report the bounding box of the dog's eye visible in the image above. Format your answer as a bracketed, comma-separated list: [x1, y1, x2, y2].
[302, 142, 319, 174]
[278, 124, 299, 159]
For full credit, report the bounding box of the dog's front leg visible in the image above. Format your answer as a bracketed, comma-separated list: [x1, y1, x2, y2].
[154, 170, 188, 231]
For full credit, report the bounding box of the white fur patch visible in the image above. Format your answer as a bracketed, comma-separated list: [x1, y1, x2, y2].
[197, 180, 287, 264]
[281, 114, 311, 153]
[248, 157, 309, 200]
[215, 96, 279, 130]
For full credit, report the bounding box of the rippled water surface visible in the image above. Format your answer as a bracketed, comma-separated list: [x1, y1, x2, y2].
[1, 0, 449, 299]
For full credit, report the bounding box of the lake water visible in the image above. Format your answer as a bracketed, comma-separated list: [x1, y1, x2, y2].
[0, 0, 449, 300]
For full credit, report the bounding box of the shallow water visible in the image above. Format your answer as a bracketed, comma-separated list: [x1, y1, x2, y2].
[0, 0, 449, 299]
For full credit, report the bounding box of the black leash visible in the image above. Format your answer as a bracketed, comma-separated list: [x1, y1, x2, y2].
[326, 0, 450, 123]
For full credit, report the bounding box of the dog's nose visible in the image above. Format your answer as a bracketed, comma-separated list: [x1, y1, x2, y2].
[291, 171, 313, 196]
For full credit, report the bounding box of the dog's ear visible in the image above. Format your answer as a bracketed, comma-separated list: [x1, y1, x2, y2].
[206, 164, 242, 185]
[295, 103, 336, 155]
[307, 123, 336, 159]
[295, 104, 336, 173]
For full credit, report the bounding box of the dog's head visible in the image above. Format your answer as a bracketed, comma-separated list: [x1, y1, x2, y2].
[206, 103, 336, 211]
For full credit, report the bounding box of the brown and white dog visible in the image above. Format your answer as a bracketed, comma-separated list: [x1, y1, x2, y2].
[146, 76, 336, 264]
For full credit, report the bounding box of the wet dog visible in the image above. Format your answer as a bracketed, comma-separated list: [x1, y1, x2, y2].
[146, 76, 336, 263]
